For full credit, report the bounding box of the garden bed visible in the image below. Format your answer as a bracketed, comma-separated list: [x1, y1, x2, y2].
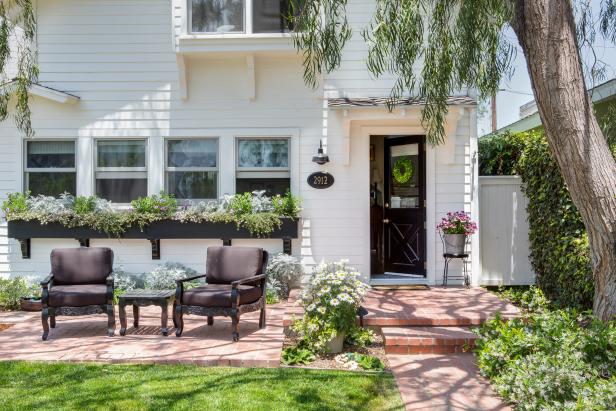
[282, 328, 390, 371]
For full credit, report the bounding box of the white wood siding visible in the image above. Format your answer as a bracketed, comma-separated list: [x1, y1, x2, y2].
[0, 0, 476, 285]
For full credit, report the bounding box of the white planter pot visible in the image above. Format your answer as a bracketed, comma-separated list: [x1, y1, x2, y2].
[443, 234, 467, 255]
[326, 332, 346, 353]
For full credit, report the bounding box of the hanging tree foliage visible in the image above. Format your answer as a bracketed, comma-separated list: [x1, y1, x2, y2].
[0, 0, 38, 138]
[289, 0, 616, 321]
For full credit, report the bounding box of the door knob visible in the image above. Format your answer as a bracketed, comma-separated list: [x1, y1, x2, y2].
[383, 219, 390, 224]
[384, 203, 389, 208]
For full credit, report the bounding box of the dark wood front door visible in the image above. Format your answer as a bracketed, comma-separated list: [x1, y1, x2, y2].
[383, 136, 426, 276]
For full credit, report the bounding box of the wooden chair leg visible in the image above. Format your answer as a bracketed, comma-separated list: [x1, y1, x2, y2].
[259, 307, 266, 329]
[175, 305, 184, 337]
[50, 309, 56, 329]
[106, 304, 115, 337]
[41, 308, 50, 341]
[231, 313, 240, 342]
[207, 316, 214, 326]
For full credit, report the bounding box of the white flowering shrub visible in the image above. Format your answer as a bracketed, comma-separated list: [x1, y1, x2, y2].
[144, 262, 199, 290]
[293, 260, 369, 352]
[266, 253, 303, 299]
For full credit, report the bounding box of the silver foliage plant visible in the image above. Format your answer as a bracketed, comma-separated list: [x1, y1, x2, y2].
[266, 253, 303, 299]
[143, 262, 199, 290]
[25, 193, 74, 224]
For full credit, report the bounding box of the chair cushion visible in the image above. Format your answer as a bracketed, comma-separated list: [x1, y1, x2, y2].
[51, 247, 114, 285]
[182, 284, 262, 307]
[49, 284, 108, 307]
[206, 246, 264, 284]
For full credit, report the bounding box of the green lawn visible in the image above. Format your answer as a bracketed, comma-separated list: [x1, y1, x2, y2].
[0, 361, 403, 411]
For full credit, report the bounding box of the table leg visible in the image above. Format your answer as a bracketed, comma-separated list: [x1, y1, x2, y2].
[133, 305, 139, 328]
[161, 302, 169, 336]
[119, 302, 127, 336]
[172, 302, 178, 329]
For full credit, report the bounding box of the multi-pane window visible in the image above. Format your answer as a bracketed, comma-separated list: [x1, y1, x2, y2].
[190, 0, 295, 34]
[236, 138, 290, 196]
[95, 140, 147, 203]
[166, 139, 218, 200]
[24, 140, 76, 196]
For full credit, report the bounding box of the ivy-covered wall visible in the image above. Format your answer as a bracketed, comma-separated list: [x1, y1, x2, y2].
[479, 129, 615, 308]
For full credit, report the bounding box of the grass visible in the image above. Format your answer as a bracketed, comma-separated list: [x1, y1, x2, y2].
[0, 361, 404, 411]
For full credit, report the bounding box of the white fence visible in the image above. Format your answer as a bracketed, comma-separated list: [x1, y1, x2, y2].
[479, 176, 535, 285]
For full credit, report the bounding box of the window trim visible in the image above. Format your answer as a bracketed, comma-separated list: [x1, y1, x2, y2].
[164, 137, 220, 200]
[23, 139, 77, 194]
[94, 138, 149, 203]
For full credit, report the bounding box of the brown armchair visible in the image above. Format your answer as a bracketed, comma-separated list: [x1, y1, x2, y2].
[40, 247, 115, 341]
[174, 246, 268, 342]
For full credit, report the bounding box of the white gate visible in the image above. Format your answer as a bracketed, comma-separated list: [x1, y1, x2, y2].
[479, 176, 535, 285]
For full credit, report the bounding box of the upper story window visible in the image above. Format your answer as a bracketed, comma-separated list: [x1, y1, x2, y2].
[190, 0, 295, 34]
[95, 139, 147, 203]
[24, 140, 76, 196]
[236, 137, 290, 196]
[165, 138, 218, 200]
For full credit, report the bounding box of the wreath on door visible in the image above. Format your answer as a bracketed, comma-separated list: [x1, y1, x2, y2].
[392, 158, 414, 184]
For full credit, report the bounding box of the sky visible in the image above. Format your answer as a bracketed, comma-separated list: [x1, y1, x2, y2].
[478, 1, 616, 136]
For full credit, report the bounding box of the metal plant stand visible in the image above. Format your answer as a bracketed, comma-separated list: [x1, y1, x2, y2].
[440, 232, 471, 287]
[442, 253, 470, 287]
[119, 289, 177, 336]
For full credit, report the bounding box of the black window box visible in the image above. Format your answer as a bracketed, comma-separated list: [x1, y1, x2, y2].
[7, 218, 299, 259]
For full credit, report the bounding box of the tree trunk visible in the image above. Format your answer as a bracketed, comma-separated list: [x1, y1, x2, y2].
[511, 0, 616, 321]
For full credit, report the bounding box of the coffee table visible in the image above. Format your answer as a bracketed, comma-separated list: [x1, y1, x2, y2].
[118, 289, 177, 336]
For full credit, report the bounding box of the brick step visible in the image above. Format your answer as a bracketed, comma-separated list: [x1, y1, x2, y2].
[382, 326, 478, 354]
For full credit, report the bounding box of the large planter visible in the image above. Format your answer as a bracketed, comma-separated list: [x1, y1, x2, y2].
[326, 332, 346, 354]
[443, 233, 467, 255]
[20, 297, 42, 312]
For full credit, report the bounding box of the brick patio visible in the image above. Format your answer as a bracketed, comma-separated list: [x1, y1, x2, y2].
[0, 303, 286, 367]
[285, 286, 519, 326]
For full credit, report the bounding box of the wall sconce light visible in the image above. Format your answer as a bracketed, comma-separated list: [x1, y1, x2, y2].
[312, 140, 330, 165]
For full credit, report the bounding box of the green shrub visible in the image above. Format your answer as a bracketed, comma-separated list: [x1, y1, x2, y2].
[2, 192, 29, 218]
[492, 285, 551, 313]
[516, 132, 594, 309]
[0, 277, 38, 310]
[478, 131, 526, 176]
[474, 302, 616, 410]
[281, 347, 315, 365]
[130, 192, 177, 217]
[345, 327, 376, 348]
[273, 191, 302, 219]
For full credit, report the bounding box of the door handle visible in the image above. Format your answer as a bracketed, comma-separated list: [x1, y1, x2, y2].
[383, 219, 390, 224]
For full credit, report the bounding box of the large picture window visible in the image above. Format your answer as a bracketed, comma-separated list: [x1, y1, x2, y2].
[166, 139, 218, 200]
[236, 138, 290, 195]
[95, 139, 147, 203]
[190, 0, 295, 34]
[24, 140, 76, 196]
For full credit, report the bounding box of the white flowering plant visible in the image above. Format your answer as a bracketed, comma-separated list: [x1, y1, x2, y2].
[293, 260, 369, 352]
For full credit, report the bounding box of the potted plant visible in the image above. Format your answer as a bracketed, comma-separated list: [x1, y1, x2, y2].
[294, 260, 368, 354]
[437, 211, 477, 255]
[266, 253, 304, 300]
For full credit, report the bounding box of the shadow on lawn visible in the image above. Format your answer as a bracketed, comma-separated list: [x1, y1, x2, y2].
[0, 362, 404, 411]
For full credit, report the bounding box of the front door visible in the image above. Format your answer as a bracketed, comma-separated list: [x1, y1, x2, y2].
[383, 136, 426, 276]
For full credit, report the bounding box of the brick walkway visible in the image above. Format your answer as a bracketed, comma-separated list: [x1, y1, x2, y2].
[388, 353, 511, 410]
[0, 303, 286, 367]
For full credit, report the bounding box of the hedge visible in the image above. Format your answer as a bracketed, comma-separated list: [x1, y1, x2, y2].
[479, 130, 612, 309]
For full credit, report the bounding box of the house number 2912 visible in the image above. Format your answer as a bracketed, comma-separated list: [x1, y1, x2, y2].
[307, 172, 335, 189]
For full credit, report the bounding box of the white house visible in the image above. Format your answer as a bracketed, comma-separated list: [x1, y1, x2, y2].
[0, 0, 479, 286]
